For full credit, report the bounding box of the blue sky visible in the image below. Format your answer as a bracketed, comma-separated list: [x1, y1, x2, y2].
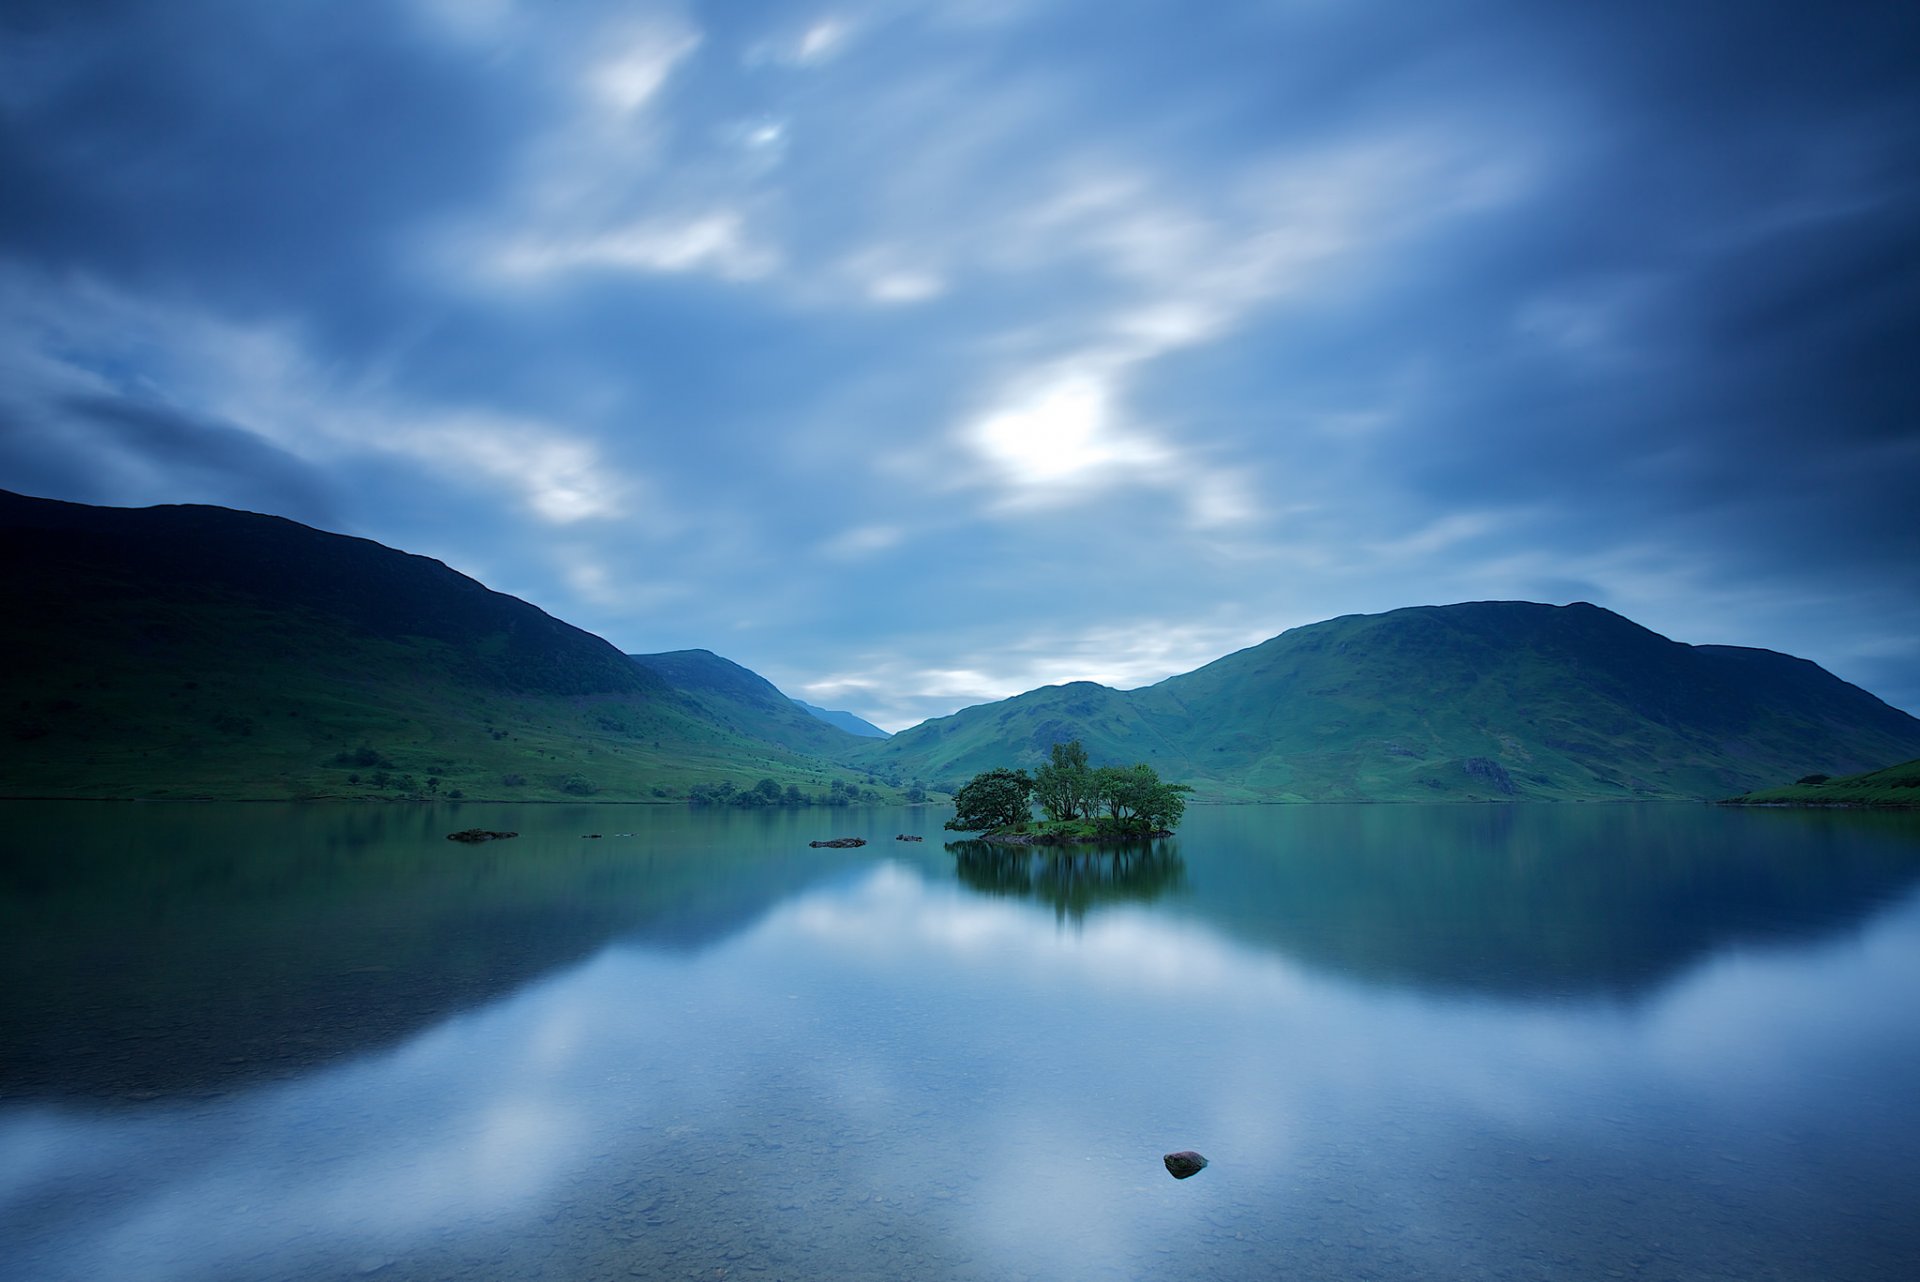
[3, 0, 1916, 729]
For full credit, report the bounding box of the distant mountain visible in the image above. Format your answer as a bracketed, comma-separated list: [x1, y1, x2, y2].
[628, 649, 869, 759]
[861, 602, 1920, 801]
[0, 490, 861, 801]
[791, 698, 890, 739]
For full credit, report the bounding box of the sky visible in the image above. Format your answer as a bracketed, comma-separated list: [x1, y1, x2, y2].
[2, 0, 1916, 730]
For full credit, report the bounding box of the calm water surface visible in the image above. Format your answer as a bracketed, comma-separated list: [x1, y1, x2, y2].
[4, 801, 1920, 1281]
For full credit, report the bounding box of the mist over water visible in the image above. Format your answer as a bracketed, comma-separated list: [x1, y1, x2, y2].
[5, 802, 1919, 1281]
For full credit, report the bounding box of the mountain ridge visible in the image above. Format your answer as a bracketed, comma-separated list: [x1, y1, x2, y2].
[857, 601, 1920, 802]
[0, 490, 872, 801]
[791, 698, 891, 739]
[7, 489, 1918, 803]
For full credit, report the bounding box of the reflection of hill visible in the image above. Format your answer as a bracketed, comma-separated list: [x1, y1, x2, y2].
[948, 840, 1187, 922]
[0, 803, 894, 1104]
[1168, 805, 1920, 1001]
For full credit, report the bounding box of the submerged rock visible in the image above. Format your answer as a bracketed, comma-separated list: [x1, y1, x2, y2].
[895, 834, 924, 842]
[809, 837, 868, 848]
[446, 828, 518, 843]
[1163, 1150, 1208, 1179]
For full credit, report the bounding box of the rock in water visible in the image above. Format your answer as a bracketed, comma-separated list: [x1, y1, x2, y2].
[1163, 1150, 1208, 1179]
[446, 828, 518, 843]
[808, 837, 868, 848]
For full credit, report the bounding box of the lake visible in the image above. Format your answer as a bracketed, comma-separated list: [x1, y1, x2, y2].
[4, 801, 1920, 1281]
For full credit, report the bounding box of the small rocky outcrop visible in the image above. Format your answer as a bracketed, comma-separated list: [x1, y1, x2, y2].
[446, 828, 518, 843]
[1460, 756, 1516, 795]
[809, 837, 868, 848]
[1163, 1150, 1208, 1179]
[895, 834, 924, 842]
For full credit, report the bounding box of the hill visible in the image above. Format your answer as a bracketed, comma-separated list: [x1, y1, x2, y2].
[1723, 757, 1920, 807]
[628, 649, 870, 759]
[792, 698, 890, 739]
[0, 491, 871, 801]
[859, 602, 1920, 802]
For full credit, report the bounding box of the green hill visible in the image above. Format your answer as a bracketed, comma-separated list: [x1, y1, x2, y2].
[11, 491, 1917, 805]
[0, 491, 869, 802]
[629, 649, 870, 760]
[861, 602, 1920, 802]
[1724, 757, 1920, 807]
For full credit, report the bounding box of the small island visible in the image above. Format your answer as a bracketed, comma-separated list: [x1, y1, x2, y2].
[943, 741, 1190, 843]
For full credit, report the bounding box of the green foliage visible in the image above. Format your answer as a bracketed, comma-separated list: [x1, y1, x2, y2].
[948, 748, 1187, 837]
[1032, 739, 1097, 821]
[1093, 762, 1189, 832]
[945, 767, 1033, 832]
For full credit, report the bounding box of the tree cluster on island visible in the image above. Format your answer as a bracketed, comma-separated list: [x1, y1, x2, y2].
[943, 740, 1190, 840]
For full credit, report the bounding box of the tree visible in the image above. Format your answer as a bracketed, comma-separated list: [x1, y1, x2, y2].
[1093, 762, 1191, 834]
[1032, 740, 1098, 821]
[945, 767, 1034, 832]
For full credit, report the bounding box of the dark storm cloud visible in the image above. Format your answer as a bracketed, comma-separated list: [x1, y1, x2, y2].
[0, 0, 538, 350]
[0, 393, 339, 526]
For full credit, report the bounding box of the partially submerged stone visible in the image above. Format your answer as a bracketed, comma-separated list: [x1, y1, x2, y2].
[446, 828, 518, 843]
[808, 837, 868, 848]
[1163, 1150, 1208, 1179]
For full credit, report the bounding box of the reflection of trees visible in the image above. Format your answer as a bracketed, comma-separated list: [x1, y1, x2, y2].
[947, 840, 1187, 922]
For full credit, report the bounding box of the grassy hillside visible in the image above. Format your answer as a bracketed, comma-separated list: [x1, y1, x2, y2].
[0, 491, 875, 802]
[862, 602, 1920, 802]
[630, 649, 870, 760]
[1724, 758, 1920, 807]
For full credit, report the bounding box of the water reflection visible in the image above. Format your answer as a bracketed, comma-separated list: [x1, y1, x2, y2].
[5, 837, 1920, 1282]
[947, 839, 1187, 921]
[1154, 804, 1920, 1000]
[0, 801, 931, 1102]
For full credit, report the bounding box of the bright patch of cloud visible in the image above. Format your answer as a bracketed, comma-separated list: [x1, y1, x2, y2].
[411, 414, 631, 524]
[494, 212, 778, 282]
[749, 16, 854, 67]
[797, 19, 851, 63]
[588, 25, 701, 115]
[970, 371, 1166, 489]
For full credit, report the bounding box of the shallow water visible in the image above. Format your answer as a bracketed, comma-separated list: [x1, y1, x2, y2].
[4, 801, 1920, 1281]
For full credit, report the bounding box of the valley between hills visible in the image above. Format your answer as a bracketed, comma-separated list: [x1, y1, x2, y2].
[6, 488, 1919, 804]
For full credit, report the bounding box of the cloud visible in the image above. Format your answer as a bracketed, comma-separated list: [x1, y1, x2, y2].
[588, 23, 701, 115]
[794, 613, 1283, 731]
[968, 369, 1163, 490]
[0, 268, 654, 534]
[0, 0, 1914, 719]
[491, 211, 779, 282]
